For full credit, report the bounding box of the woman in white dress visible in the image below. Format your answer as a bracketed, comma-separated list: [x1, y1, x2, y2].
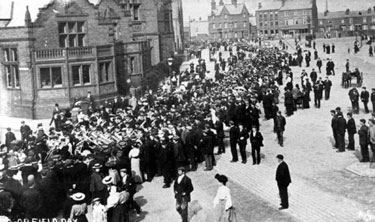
[213, 174, 232, 222]
[128, 142, 143, 183]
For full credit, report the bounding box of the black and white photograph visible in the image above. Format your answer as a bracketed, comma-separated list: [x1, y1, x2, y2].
[0, 0, 375, 221]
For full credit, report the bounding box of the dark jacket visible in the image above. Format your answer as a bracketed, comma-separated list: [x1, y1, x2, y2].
[361, 91, 370, 103]
[250, 131, 264, 147]
[238, 128, 249, 146]
[358, 125, 369, 146]
[336, 117, 347, 135]
[276, 161, 291, 187]
[274, 115, 286, 132]
[229, 125, 240, 144]
[173, 175, 194, 202]
[346, 118, 357, 134]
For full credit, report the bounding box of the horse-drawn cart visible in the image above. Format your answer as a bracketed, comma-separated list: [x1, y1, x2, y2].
[342, 69, 363, 88]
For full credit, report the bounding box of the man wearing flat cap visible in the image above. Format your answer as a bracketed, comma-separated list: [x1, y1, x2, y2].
[371, 88, 375, 113]
[173, 166, 194, 222]
[275, 154, 291, 210]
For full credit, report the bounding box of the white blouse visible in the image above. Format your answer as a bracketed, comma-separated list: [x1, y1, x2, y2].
[213, 185, 232, 210]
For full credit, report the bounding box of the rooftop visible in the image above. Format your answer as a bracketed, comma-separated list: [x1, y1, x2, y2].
[257, 0, 283, 11]
[318, 8, 375, 19]
[212, 3, 248, 16]
[0, 0, 100, 27]
[280, 0, 313, 10]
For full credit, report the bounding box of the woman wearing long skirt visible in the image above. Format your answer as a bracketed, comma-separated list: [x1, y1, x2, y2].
[128, 144, 143, 183]
[213, 174, 232, 222]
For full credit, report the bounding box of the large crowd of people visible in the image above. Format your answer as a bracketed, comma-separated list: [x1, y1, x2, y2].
[0, 37, 375, 222]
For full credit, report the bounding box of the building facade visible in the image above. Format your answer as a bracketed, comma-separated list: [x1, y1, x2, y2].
[318, 7, 375, 38]
[0, 0, 175, 119]
[189, 19, 209, 40]
[208, 0, 251, 41]
[256, 0, 318, 39]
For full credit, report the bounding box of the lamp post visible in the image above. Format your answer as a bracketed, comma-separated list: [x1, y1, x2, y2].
[167, 57, 174, 78]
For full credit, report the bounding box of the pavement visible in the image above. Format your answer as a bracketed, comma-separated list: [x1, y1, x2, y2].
[2, 37, 375, 221]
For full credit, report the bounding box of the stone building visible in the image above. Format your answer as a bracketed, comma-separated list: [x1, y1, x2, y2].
[0, 0, 175, 119]
[256, 0, 318, 39]
[318, 7, 375, 38]
[208, 0, 251, 41]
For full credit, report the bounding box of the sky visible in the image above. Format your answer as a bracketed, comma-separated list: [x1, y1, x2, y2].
[182, 0, 375, 26]
[1, 0, 374, 26]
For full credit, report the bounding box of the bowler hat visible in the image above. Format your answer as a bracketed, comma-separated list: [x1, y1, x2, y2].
[92, 163, 102, 169]
[276, 154, 284, 160]
[102, 176, 113, 185]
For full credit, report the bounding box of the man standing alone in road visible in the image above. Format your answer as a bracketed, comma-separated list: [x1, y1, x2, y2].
[174, 166, 194, 222]
[275, 154, 291, 210]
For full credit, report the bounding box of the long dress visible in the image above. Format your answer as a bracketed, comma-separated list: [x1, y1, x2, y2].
[213, 185, 232, 222]
[128, 148, 143, 183]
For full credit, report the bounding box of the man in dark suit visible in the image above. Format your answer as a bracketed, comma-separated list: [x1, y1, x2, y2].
[215, 118, 225, 154]
[316, 58, 322, 73]
[174, 166, 194, 222]
[360, 87, 370, 113]
[238, 123, 249, 164]
[346, 112, 357, 150]
[250, 126, 264, 165]
[20, 121, 31, 142]
[5, 128, 16, 149]
[275, 154, 291, 210]
[371, 88, 375, 113]
[349, 87, 360, 114]
[336, 112, 347, 152]
[229, 121, 240, 162]
[358, 119, 370, 162]
[323, 76, 332, 100]
[274, 111, 286, 147]
[331, 110, 338, 148]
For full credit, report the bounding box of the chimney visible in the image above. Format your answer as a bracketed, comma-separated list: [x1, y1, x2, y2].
[219, 0, 224, 6]
[345, 8, 350, 15]
[369, 8, 372, 14]
[324, 10, 328, 16]
[281, 0, 286, 7]
[232, 0, 237, 7]
[211, 0, 216, 11]
[25, 6, 32, 27]
[258, 2, 262, 9]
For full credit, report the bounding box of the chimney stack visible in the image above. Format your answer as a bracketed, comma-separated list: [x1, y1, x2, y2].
[232, 0, 237, 7]
[258, 2, 262, 9]
[219, 0, 224, 6]
[211, 0, 216, 11]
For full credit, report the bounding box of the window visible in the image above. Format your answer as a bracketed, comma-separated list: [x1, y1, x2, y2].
[133, 5, 140, 21]
[234, 23, 237, 28]
[349, 18, 353, 24]
[264, 30, 268, 34]
[259, 22, 263, 26]
[371, 25, 375, 30]
[264, 21, 268, 26]
[270, 21, 274, 26]
[213, 23, 216, 29]
[275, 21, 278, 26]
[259, 13, 262, 18]
[58, 22, 86, 48]
[72, 64, 91, 86]
[2, 47, 19, 88]
[224, 14, 228, 19]
[363, 17, 367, 23]
[130, 57, 135, 74]
[40, 67, 62, 88]
[243, 13, 246, 18]
[341, 19, 345, 24]
[99, 62, 112, 83]
[319, 20, 323, 25]
[372, 17, 375, 23]
[295, 20, 299, 25]
[363, 25, 368, 30]
[225, 23, 228, 28]
[244, 22, 246, 28]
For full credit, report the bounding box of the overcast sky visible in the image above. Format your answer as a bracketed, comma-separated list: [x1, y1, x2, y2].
[182, 0, 375, 25]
